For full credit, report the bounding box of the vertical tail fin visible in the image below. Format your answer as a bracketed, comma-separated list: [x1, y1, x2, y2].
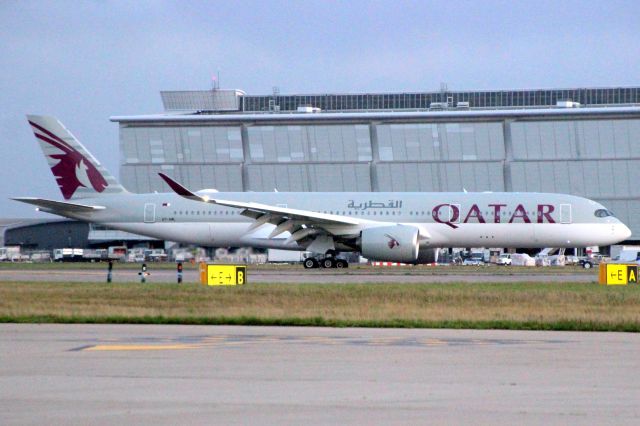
[26, 115, 127, 200]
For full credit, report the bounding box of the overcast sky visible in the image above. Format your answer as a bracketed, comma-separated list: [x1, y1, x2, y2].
[1, 0, 639, 217]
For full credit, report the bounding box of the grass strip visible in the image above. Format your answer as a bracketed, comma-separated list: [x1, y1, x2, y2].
[2, 315, 640, 332]
[0, 262, 593, 274]
[1, 281, 639, 331]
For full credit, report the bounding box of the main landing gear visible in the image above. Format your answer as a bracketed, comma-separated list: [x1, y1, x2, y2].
[303, 254, 349, 269]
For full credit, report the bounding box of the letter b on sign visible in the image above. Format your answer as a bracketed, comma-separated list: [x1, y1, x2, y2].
[236, 267, 245, 284]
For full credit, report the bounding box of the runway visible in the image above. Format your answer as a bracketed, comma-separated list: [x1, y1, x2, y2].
[1, 324, 639, 425]
[0, 267, 596, 283]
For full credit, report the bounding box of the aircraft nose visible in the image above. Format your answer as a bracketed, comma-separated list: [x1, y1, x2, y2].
[619, 223, 632, 240]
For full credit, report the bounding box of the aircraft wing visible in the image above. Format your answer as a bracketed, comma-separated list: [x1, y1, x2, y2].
[158, 173, 365, 227]
[158, 173, 373, 245]
[12, 197, 105, 213]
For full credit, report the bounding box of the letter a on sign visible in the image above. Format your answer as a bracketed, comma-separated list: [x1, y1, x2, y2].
[628, 266, 638, 284]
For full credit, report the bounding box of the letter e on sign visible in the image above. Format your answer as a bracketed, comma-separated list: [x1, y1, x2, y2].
[607, 264, 628, 285]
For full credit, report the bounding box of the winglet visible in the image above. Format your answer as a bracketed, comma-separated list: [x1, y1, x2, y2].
[158, 173, 203, 200]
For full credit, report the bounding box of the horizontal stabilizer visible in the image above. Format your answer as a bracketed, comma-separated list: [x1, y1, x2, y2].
[12, 197, 105, 213]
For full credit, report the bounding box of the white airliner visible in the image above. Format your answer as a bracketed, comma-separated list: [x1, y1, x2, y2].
[13, 115, 632, 268]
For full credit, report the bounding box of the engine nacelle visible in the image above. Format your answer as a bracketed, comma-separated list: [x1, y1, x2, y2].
[360, 225, 419, 263]
[416, 246, 439, 264]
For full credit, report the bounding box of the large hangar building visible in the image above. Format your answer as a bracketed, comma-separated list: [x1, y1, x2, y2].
[111, 86, 640, 241]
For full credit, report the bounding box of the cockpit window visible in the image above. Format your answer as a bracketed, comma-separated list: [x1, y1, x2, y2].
[594, 209, 615, 218]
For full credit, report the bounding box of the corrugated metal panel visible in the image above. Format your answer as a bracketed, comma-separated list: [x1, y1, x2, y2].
[161, 90, 244, 111]
[510, 160, 640, 197]
[119, 114, 640, 237]
[121, 126, 243, 164]
[247, 164, 370, 192]
[120, 166, 139, 192]
[376, 162, 504, 192]
[247, 125, 371, 163]
[377, 123, 503, 161]
[121, 164, 242, 193]
[512, 119, 640, 160]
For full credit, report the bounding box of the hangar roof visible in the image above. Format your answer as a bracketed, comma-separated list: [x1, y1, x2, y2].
[111, 106, 640, 124]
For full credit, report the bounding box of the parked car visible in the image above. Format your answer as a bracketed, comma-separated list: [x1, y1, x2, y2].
[463, 256, 485, 266]
[565, 255, 580, 265]
[496, 253, 512, 266]
[579, 254, 607, 269]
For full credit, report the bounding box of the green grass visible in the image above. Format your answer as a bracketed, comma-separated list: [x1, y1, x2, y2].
[0, 261, 197, 270]
[1, 280, 639, 331]
[0, 261, 593, 274]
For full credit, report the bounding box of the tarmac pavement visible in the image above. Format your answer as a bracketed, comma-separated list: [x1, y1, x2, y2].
[1, 324, 639, 425]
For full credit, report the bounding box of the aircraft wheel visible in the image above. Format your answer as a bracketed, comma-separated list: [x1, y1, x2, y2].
[321, 258, 336, 268]
[335, 259, 349, 268]
[303, 258, 319, 269]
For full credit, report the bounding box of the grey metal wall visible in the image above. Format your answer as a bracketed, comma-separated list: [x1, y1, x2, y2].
[119, 116, 640, 237]
[5, 221, 90, 250]
[509, 119, 640, 234]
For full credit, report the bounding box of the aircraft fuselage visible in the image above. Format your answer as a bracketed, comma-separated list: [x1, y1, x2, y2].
[57, 191, 630, 249]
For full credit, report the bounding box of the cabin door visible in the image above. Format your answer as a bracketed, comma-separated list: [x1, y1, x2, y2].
[144, 203, 156, 223]
[560, 204, 572, 224]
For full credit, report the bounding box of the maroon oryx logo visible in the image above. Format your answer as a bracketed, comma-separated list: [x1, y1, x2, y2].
[385, 234, 400, 249]
[29, 120, 108, 199]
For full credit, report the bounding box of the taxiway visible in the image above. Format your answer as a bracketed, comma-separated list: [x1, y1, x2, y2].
[1, 324, 639, 425]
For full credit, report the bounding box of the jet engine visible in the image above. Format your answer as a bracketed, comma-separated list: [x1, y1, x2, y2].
[416, 246, 439, 264]
[360, 225, 419, 263]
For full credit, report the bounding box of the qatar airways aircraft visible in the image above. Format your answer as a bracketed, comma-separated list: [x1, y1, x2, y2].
[13, 115, 632, 268]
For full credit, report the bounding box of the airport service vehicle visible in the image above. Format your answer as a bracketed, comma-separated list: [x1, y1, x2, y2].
[611, 247, 640, 264]
[564, 255, 580, 265]
[496, 253, 512, 265]
[579, 254, 607, 269]
[0, 246, 22, 262]
[267, 249, 309, 263]
[53, 248, 84, 262]
[107, 245, 127, 261]
[12, 115, 633, 268]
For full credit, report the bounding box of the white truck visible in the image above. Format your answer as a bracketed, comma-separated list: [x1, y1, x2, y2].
[53, 248, 84, 262]
[267, 249, 309, 263]
[611, 246, 640, 264]
[108, 246, 128, 261]
[0, 246, 25, 262]
[145, 248, 168, 262]
[496, 253, 512, 266]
